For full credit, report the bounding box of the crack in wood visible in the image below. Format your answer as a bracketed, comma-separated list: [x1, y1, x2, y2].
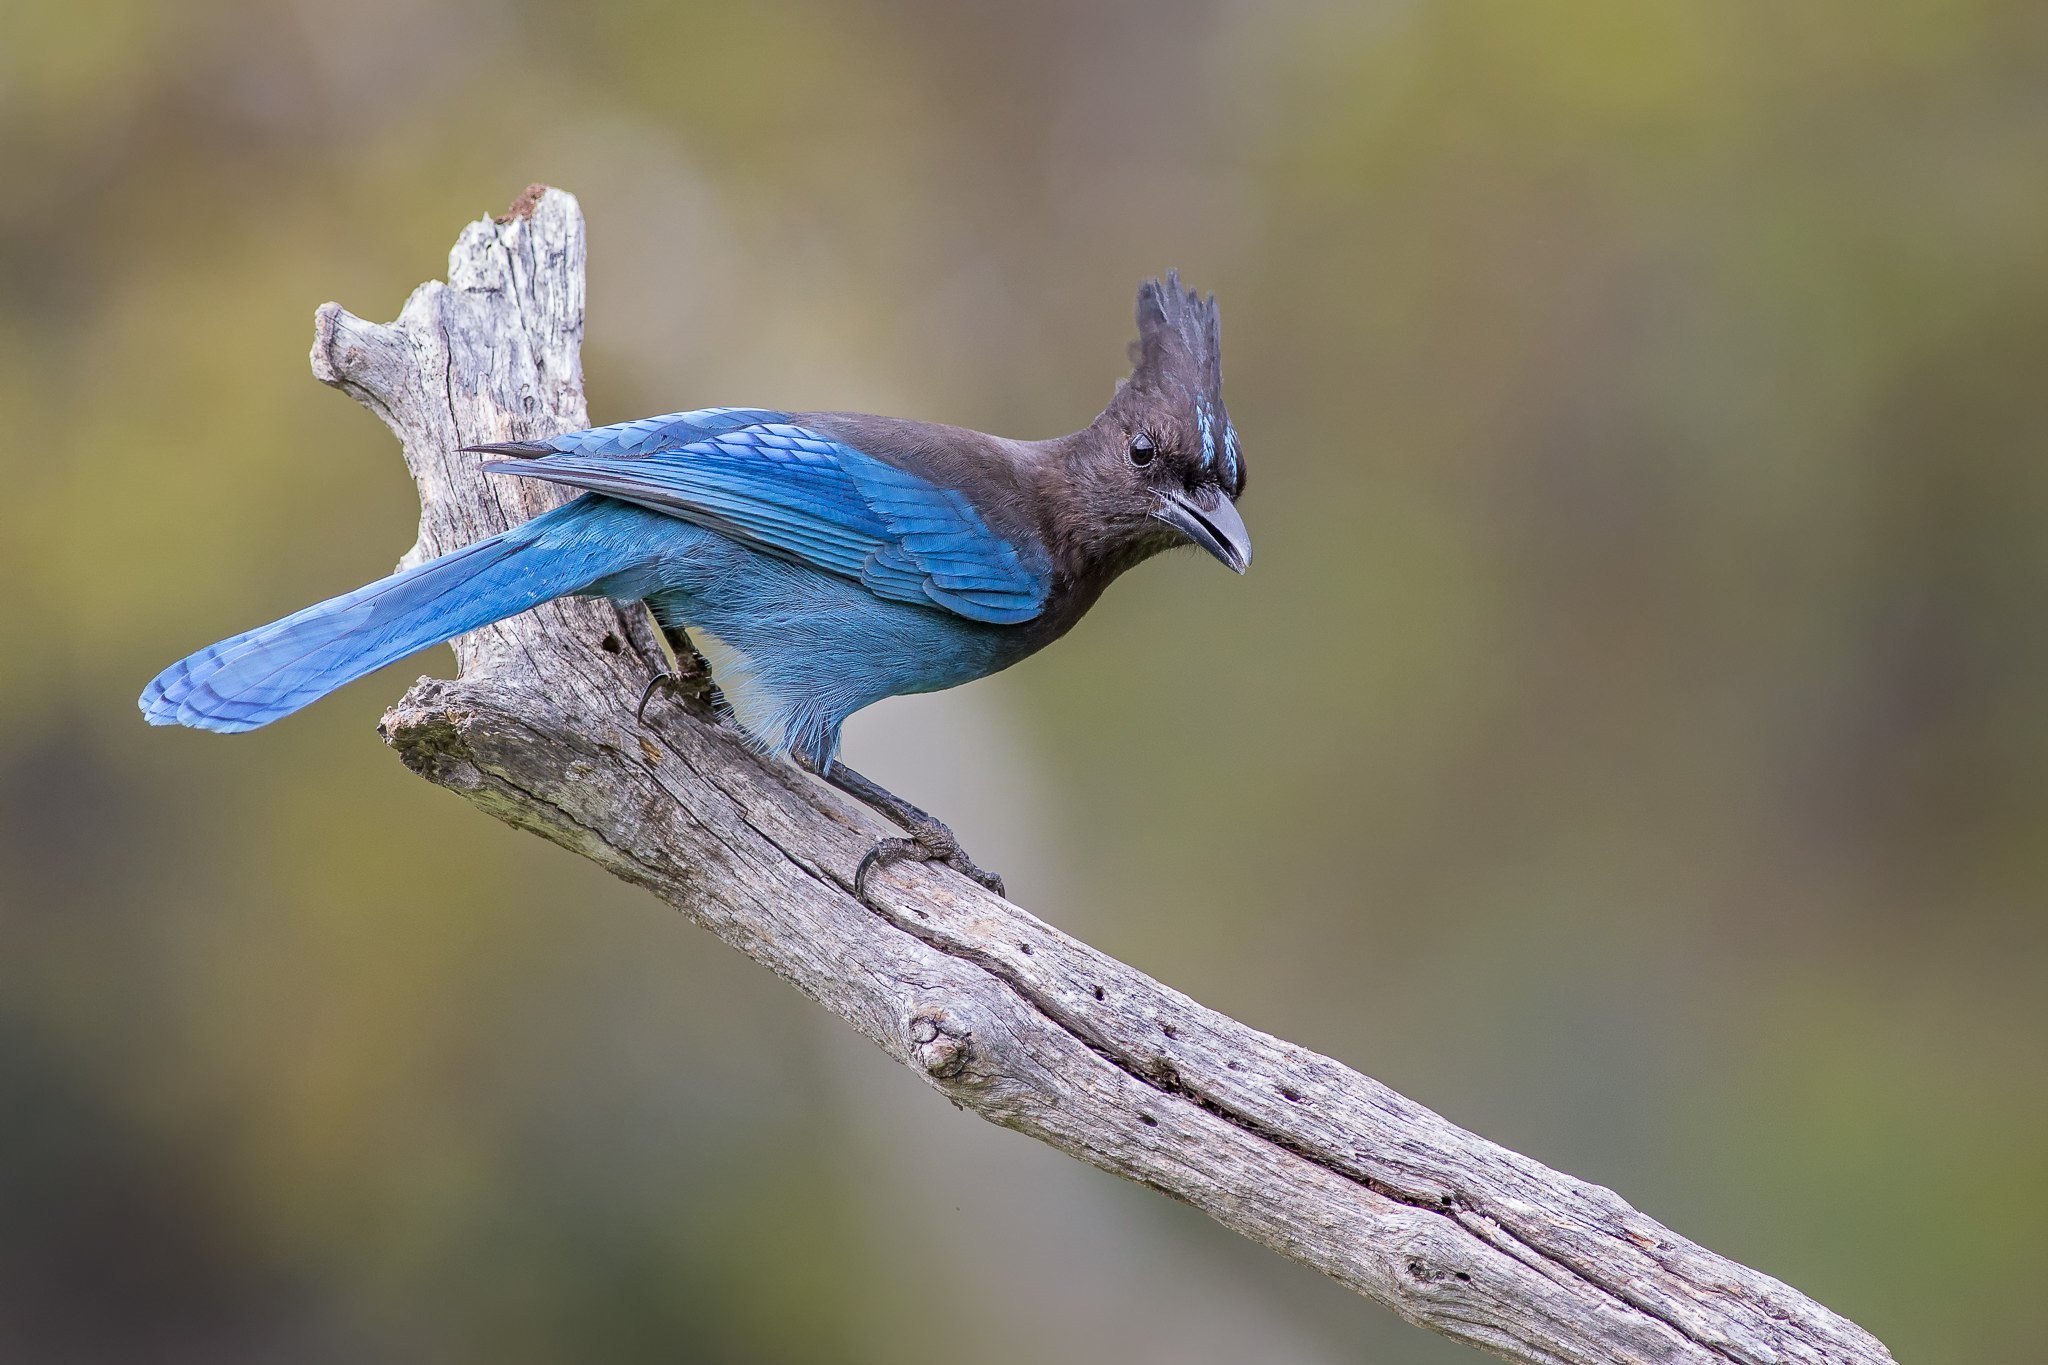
[848, 878, 1753, 1363]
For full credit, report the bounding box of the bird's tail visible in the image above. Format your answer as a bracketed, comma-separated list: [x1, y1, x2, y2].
[141, 497, 646, 733]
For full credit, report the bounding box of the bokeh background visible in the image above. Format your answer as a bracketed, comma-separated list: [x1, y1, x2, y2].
[5, 2, 2046, 1360]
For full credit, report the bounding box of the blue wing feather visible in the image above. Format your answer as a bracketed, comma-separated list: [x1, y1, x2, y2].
[482, 409, 1049, 625]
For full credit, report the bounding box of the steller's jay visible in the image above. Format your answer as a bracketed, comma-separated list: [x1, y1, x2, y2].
[141, 273, 1250, 898]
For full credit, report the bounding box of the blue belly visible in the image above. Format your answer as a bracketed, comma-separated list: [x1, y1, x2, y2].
[584, 508, 1018, 767]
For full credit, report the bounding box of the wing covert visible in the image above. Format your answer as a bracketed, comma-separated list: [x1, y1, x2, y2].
[478, 412, 1049, 625]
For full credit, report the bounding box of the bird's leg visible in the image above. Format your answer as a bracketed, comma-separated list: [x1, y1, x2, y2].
[635, 611, 720, 722]
[815, 761, 1006, 902]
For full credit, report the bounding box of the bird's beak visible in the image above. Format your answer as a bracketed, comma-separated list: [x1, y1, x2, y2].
[1154, 487, 1252, 574]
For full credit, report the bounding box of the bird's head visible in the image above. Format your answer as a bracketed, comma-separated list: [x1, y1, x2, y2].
[1066, 272, 1250, 577]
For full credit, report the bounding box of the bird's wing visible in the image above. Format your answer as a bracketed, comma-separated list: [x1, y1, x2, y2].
[468, 409, 1050, 625]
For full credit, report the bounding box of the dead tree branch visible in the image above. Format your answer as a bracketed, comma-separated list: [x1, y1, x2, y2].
[307, 184, 1895, 1365]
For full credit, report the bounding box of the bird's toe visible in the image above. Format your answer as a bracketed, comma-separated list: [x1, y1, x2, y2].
[853, 836, 924, 903]
[850, 828, 1004, 903]
[955, 858, 1005, 898]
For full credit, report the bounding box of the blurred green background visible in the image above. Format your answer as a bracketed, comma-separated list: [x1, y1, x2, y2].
[4, 1, 2045, 1360]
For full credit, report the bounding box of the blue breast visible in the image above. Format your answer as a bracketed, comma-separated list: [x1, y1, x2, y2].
[581, 502, 1021, 768]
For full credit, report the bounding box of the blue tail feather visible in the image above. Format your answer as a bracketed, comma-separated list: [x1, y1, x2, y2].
[140, 497, 650, 733]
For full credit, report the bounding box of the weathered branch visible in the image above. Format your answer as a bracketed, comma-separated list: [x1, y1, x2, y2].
[310, 185, 1895, 1365]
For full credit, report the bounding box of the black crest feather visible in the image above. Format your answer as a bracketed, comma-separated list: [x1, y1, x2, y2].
[1124, 271, 1242, 496]
[1132, 270, 1221, 389]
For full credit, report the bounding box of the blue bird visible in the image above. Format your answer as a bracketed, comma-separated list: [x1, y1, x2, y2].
[141, 274, 1250, 897]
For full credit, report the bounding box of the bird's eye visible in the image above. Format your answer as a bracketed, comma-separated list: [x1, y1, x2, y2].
[1128, 433, 1157, 467]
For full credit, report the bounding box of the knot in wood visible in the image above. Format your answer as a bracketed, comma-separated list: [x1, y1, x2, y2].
[909, 1009, 973, 1081]
[1404, 1258, 1472, 1288]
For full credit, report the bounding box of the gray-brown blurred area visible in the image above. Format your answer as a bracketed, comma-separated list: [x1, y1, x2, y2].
[4, 1, 2046, 1361]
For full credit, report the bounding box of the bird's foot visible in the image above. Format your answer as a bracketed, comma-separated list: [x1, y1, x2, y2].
[816, 760, 1005, 903]
[637, 617, 726, 723]
[855, 823, 1006, 904]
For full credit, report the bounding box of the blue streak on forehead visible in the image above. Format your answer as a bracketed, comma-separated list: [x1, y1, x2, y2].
[1222, 422, 1240, 486]
[1196, 397, 1216, 469]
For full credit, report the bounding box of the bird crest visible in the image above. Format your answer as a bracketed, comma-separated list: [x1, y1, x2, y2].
[1124, 271, 1242, 497]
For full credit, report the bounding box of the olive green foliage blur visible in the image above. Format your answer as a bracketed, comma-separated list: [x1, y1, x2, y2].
[4, 2, 2045, 1361]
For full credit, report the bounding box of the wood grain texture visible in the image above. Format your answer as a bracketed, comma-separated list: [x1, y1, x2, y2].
[314, 184, 1896, 1365]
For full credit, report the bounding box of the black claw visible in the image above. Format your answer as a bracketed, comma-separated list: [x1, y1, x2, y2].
[636, 669, 679, 723]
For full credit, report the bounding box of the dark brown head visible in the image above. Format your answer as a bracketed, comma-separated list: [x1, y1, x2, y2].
[1058, 272, 1250, 578]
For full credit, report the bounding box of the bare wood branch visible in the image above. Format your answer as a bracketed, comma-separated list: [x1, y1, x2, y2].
[309, 184, 1896, 1365]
